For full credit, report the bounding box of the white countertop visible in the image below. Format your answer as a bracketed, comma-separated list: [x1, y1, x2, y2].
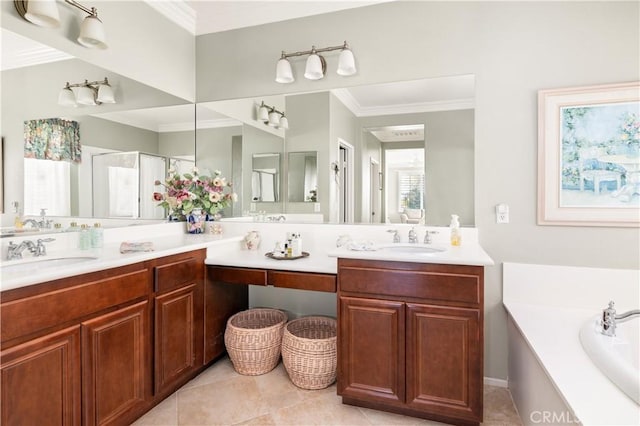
[0, 233, 234, 292]
[1, 222, 494, 292]
[327, 242, 494, 266]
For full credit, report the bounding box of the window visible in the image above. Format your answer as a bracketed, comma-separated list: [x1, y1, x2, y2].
[23, 158, 71, 216]
[398, 172, 424, 211]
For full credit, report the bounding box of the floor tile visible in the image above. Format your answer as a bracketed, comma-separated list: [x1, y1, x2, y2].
[134, 356, 523, 426]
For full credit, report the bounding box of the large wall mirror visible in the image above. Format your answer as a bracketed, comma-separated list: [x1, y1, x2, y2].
[195, 75, 476, 226]
[1, 29, 195, 230]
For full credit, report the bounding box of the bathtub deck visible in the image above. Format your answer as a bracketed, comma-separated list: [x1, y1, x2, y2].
[503, 262, 640, 425]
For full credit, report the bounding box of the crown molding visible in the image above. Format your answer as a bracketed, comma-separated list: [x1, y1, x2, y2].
[144, 0, 196, 35]
[196, 118, 243, 130]
[332, 89, 474, 117]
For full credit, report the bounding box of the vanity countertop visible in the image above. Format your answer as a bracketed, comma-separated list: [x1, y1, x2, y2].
[0, 233, 241, 292]
[327, 242, 494, 266]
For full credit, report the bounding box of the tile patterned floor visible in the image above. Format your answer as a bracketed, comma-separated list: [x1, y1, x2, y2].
[134, 357, 523, 426]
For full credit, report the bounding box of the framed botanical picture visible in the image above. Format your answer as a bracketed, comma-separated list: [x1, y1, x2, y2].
[538, 82, 640, 227]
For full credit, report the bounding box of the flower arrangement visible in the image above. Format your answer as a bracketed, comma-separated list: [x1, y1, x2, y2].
[153, 167, 237, 220]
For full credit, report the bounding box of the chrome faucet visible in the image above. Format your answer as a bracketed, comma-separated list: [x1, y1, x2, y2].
[6, 238, 55, 260]
[424, 230, 438, 244]
[21, 219, 40, 229]
[7, 240, 37, 260]
[408, 227, 418, 244]
[601, 300, 640, 337]
[387, 229, 400, 243]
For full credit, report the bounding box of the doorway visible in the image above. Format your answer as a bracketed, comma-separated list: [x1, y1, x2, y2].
[369, 158, 381, 223]
[337, 139, 354, 223]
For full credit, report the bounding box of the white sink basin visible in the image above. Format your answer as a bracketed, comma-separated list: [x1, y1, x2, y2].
[376, 244, 446, 254]
[579, 314, 640, 405]
[1, 255, 99, 273]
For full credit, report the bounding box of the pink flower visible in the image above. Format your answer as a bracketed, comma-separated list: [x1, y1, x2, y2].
[153, 192, 164, 201]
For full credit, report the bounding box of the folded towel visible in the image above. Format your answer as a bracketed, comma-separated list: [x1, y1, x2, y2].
[120, 241, 154, 253]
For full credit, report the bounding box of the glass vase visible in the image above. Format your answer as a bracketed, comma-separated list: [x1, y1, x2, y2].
[186, 208, 205, 234]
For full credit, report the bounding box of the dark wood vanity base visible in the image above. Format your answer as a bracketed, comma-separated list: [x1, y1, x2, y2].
[337, 258, 484, 426]
[0, 249, 248, 426]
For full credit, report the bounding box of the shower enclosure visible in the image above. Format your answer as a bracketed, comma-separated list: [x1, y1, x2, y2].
[92, 152, 194, 219]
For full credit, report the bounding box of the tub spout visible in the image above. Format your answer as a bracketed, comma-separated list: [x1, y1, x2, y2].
[601, 301, 640, 337]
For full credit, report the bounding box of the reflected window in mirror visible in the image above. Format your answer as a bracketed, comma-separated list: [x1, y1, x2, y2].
[288, 151, 318, 202]
[24, 158, 71, 216]
[251, 153, 281, 202]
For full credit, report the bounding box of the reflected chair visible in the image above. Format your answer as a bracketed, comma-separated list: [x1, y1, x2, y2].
[400, 208, 424, 224]
[578, 147, 622, 195]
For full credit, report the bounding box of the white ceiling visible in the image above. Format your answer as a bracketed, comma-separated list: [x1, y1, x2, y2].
[175, 1, 390, 35]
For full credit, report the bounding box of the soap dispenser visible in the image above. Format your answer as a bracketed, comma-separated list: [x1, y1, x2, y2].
[450, 214, 462, 246]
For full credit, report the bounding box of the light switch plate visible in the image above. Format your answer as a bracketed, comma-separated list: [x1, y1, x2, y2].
[314, 203, 321, 212]
[496, 203, 509, 224]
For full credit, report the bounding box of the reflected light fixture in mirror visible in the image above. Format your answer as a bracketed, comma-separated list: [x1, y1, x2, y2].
[58, 78, 116, 107]
[14, 0, 107, 49]
[257, 101, 288, 129]
[276, 41, 356, 83]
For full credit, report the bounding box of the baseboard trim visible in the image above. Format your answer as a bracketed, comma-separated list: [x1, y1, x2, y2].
[484, 377, 508, 388]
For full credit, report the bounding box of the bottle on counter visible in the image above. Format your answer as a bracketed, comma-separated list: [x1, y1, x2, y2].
[67, 221, 79, 233]
[450, 214, 462, 246]
[91, 223, 104, 248]
[79, 224, 91, 250]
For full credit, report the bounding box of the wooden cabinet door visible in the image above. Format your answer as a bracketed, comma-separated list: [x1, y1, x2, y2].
[406, 303, 482, 423]
[1, 326, 81, 426]
[338, 296, 405, 404]
[82, 300, 151, 426]
[155, 283, 203, 394]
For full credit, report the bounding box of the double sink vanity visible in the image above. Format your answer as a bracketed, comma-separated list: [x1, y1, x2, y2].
[0, 221, 493, 426]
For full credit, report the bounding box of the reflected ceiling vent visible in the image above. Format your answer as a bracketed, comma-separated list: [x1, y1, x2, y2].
[366, 125, 424, 143]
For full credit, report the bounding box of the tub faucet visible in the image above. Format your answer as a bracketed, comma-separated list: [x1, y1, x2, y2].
[21, 219, 40, 229]
[601, 300, 640, 337]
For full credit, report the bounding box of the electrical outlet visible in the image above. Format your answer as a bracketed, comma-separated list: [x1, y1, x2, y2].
[495, 203, 509, 224]
[497, 212, 509, 224]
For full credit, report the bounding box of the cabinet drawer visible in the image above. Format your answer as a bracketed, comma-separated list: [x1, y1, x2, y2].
[155, 256, 202, 293]
[339, 266, 480, 306]
[208, 266, 267, 286]
[268, 271, 336, 293]
[2, 267, 151, 343]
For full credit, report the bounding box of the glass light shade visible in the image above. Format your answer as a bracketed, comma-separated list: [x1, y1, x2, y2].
[275, 58, 294, 83]
[268, 110, 280, 127]
[337, 48, 357, 76]
[76, 85, 97, 105]
[58, 87, 77, 107]
[304, 53, 324, 80]
[278, 115, 289, 130]
[258, 105, 269, 121]
[24, 0, 60, 28]
[96, 84, 115, 103]
[77, 15, 108, 49]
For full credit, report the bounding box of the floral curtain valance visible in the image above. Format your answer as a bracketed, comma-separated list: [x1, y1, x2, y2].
[24, 118, 81, 163]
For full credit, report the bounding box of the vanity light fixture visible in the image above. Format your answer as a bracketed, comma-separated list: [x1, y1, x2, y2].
[58, 78, 115, 107]
[257, 101, 288, 130]
[14, 0, 108, 49]
[275, 41, 356, 83]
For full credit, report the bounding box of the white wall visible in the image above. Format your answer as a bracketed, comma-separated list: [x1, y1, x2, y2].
[196, 1, 640, 380]
[1, 1, 195, 101]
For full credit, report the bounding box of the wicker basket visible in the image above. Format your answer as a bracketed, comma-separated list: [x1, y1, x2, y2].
[224, 308, 288, 375]
[281, 316, 337, 389]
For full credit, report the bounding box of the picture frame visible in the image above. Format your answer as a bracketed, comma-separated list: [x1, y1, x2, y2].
[537, 82, 640, 227]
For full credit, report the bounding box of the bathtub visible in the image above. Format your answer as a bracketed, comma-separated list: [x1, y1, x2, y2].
[504, 263, 640, 425]
[580, 314, 639, 405]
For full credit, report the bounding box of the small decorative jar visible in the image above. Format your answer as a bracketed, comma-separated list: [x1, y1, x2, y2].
[186, 208, 205, 234]
[243, 230, 261, 250]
